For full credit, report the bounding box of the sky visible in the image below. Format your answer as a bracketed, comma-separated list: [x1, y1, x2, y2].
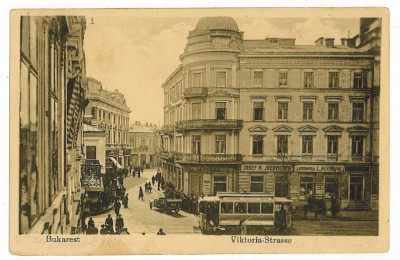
[84, 16, 359, 126]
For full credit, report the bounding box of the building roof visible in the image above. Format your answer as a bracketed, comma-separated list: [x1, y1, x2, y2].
[196, 16, 239, 32]
[129, 124, 159, 133]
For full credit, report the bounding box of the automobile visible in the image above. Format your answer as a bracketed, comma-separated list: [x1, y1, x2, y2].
[153, 198, 182, 214]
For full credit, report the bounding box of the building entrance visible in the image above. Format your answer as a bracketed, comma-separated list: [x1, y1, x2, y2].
[190, 174, 202, 196]
[349, 175, 364, 202]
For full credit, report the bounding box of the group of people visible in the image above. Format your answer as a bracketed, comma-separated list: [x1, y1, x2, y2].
[85, 214, 129, 235]
[129, 165, 143, 178]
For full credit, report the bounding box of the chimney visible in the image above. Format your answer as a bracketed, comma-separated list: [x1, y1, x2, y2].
[325, 38, 335, 47]
[340, 38, 346, 45]
[315, 37, 324, 46]
[346, 38, 356, 48]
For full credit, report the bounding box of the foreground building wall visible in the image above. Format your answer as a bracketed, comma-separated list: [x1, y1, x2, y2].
[19, 16, 87, 234]
[160, 16, 380, 211]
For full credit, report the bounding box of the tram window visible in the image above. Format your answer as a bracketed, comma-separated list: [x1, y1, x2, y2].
[234, 202, 247, 214]
[261, 203, 274, 214]
[199, 201, 206, 214]
[248, 203, 261, 214]
[221, 202, 233, 214]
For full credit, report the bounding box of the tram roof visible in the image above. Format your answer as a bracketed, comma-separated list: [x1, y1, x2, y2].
[216, 192, 274, 198]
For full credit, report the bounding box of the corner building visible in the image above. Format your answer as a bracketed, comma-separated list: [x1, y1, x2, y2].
[160, 17, 380, 211]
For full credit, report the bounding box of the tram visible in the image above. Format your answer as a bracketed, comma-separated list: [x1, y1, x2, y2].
[198, 192, 292, 233]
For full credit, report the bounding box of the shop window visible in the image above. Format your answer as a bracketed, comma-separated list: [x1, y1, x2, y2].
[278, 102, 288, 120]
[254, 71, 263, 87]
[300, 176, 315, 200]
[302, 102, 314, 121]
[329, 72, 339, 88]
[250, 175, 264, 192]
[325, 177, 339, 198]
[248, 203, 261, 214]
[221, 202, 233, 214]
[328, 102, 339, 121]
[275, 176, 289, 197]
[261, 203, 274, 214]
[234, 202, 247, 214]
[213, 176, 227, 194]
[252, 135, 264, 155]
[253, 101, 264, 121]
[304, 72, 314, 88]
[215, 102, 227, 120]
[215, 135, 226, 154]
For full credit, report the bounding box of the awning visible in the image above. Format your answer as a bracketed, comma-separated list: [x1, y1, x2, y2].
[108, 157, 123, 169]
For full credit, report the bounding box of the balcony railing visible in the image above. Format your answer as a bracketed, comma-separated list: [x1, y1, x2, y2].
[175, 119, 243, 131]
[106, 143, 132, 150]
[242, 154, 372, 163]
[183, 87, 208, 98]
[160, 125, 174, 134]
[177, 153, 242, 163]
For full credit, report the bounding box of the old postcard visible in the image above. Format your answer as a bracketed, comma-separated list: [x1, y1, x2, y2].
[9, 8, 390, 255]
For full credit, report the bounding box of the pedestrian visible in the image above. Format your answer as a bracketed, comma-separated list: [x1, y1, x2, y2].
[239, 219, 247, 235]
[149, 183, 152, 193]
[105, 214, 114, 232]
[88, 217, 95, 229]
[100, 224, 108, 235]
[138, 168, 141, 178]
[149, 201, 153, 210]
[157, 228, 166, 235]
[124, 193, 129, 208]
[114, 200, 121, 216]
[331, 194, 338, 218]
[152, 176, 155, 185]
[115, 214, 124, 234]
[278, 206, 287, 232]
[138, 187, 144, 200]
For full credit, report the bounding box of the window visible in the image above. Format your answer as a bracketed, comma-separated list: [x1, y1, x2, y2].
[352, 102, 364, 122]
[277, 135, 288, 155]
[278, 72, 288, 87]
[302, 135, 313, 156]
[275, 176, 289, 197]
[215, 102, 227, 120]
[352, 136, 364, 157]
[328, 102, 339, 121]
[250, 176, 264, 192]
[302, 102, 314, 121]
[86, 146, 96, 159]
[252, 135, 263, 155]
[300, 176, 315, 200]
[221, 202, 233, 214]
[327, 136, 338, 156]
[215, 135, 226, 154]
[234, 202, 247, 214]
[261, 203, 274, 214]
[192, 102, 201, 120]
[253, 101, 264, 121]
[325, 177, 338, 198]
[213, 176, 227, 194]
[216, 71, 227, 87]
[192, 135, 201, 154]
[254, 71, 263, 87]
[329, 72, 339, 88]
[278, 102, 288, 120]
[304, 72, 314, 88]
[193, 72, 201, 88]
[353, 72, 366, 89]
[248, 203, 261, 214]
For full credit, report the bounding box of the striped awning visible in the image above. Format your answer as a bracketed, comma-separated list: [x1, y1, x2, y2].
[108, 157, 123, 169]
[66, 77, 85, 149]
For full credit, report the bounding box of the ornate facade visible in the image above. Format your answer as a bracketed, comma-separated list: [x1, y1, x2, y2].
[160, 17, 380, 211]
[19, 16, 87, 234]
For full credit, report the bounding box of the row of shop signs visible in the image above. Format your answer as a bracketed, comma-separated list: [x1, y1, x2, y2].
[241, 164, 370, 173]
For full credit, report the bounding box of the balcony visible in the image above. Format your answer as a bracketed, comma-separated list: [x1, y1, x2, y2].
[176, 119, 243, 131]
[183, 87, 208, 98]
[160, 125, 174, 135]
[177, 153, 242, 164]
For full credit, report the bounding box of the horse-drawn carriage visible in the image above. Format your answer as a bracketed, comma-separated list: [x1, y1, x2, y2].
[153, 198, 182, 214]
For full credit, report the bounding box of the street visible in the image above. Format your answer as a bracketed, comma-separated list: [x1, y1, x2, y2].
[91, 168, 199, 235]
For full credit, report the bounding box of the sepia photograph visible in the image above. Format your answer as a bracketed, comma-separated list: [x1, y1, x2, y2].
[9, 7, 390, 255]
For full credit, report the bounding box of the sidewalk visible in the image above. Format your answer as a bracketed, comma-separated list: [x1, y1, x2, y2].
[337, 210, 379, 221]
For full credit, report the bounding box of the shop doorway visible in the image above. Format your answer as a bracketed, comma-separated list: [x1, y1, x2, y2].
[349, 175, 364, 202]
[190, 174, 202, 196]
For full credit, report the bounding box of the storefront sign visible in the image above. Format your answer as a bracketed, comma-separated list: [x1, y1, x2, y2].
[294, 165, 345, 173]
[241, 164, 293, 172]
